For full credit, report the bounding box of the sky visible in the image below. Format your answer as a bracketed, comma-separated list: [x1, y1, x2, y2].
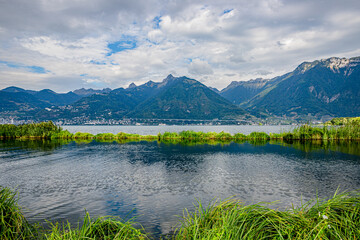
[0, 0, 360, 92]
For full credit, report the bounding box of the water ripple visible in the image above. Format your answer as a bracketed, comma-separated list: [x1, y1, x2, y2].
[1, 140, 360, 237]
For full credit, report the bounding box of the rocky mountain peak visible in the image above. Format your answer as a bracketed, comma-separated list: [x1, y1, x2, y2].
[159, 74, 179, 87]
[324, 57, 350, 71]
[128, 82, 137, 89]
[40, 89, 56, 94]
[294, 61, 318, 74]
[295, 56, 360, 75]
[221, 78, 267, 92]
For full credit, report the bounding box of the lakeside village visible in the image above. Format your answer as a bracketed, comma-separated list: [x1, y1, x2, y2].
[0, 116, 321, 126]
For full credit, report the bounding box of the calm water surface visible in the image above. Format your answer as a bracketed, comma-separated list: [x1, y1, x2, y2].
[1, 126, 360, 238]
[63, 124, 294, 135]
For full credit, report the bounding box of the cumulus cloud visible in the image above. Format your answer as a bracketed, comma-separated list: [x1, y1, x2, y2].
[0, 0, 359, 92]
[254, 70, 273, 76]
[188, 59, 214, 75]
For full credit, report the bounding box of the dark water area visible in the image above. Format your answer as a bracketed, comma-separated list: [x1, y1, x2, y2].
[1, 139, 360, 237]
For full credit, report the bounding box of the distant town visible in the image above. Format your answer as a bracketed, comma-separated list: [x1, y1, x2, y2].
[0, 116, 317, 126]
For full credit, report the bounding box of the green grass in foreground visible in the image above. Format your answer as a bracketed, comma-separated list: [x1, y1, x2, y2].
[44, 213, 147, 240]
[175, 191, 360, 239]
[1, 186, 360, 239]
[0, 186, 147, 240]
[0, 187, 39, 239]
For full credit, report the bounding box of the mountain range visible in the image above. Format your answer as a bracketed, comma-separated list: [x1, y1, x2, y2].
[32, 74, 249, 121]
[233, 57, 360, 119]
[1, 56, 359, 122]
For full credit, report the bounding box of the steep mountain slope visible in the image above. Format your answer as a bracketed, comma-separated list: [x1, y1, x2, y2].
[1, 86, 36, 94]
[33, 89, 81, 106]
[52, 75, 248, 120]
[0, 91, 50, 112]
[71, 91, 137, 118]
[111, 77, 166, 103]
[73, 88, 112, 96]
[208, 87, 220, 93]
[1, 87, 82, 107]
[129, 76, 247, 119]
[40, 76, 171, 119]
[244, 57, 360, 118]
[220, 78, 269, 105]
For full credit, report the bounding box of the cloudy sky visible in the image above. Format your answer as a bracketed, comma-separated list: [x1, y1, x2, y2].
[0, 0, 359, 92]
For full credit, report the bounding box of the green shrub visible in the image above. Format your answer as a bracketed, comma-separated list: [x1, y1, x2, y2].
[160, 132, 180, 140]
[269, 133, 283, 139]
[95, 133, 116, 140]
[248, 132, 270, 140]
[216, 131, 232, 140]
[0, 121, 61, 139]
[74, 132, 94, 139]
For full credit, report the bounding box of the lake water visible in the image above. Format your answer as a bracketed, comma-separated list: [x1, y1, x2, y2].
[1, 125, 360, 238]
[62, 124, 295, 135]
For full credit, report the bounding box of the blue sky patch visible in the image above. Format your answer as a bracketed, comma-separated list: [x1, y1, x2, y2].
[0, 60, 22, 69]
[90, 60, 106, 65]
[28, 66, 47, 73]
[0, 60, 48, 74]
[153, 16, 162, 29]
[145, 38, 160, 45]
[107, 36, 137, 56]
[223, 9, 233, 14]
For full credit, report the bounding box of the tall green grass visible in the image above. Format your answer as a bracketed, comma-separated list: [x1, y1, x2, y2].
[1, 187, 147, 240]
[174, 190, 360, 240]
[0, 187, 38, 239]
[44, 212, 147, 240]
[283, 124, 360, 141]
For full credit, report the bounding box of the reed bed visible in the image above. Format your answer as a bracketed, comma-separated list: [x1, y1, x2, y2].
[2, 186, 360, 239]
[174, 190, 360, 240]
[283, 124, 360, 141]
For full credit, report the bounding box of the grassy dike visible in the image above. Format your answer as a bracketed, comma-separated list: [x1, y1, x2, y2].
[1, 121, 360, 142]
[1, 186, 360, 239]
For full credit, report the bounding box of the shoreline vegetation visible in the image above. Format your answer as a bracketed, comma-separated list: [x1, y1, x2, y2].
[0, 120, 360, 142]
[1, 186, 360, 239]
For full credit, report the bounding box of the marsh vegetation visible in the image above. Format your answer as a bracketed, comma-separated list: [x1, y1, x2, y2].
[1, 121, 360, 143]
